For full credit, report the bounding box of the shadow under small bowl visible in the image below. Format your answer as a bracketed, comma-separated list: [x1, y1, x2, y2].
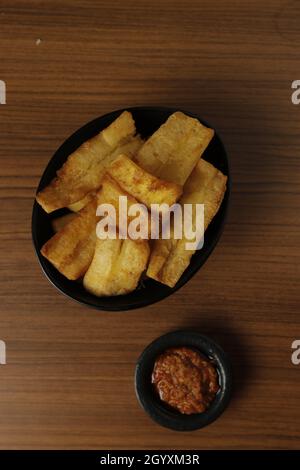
[135, 330, 232, 431]
[32, 106, 230, 311]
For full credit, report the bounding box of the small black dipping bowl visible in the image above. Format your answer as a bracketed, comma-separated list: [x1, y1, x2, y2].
[32, 107, 230, 311]
[135, 330, 232, 431]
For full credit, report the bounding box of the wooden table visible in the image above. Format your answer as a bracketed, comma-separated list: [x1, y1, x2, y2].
[0, 0, 299, 450]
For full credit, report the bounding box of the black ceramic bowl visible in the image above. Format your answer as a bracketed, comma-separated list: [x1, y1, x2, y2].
[135, 330, 232, 431]
[32, 107, 230, 311]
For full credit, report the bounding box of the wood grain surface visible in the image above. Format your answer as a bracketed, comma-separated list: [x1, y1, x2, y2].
[0, 0, 300, 450]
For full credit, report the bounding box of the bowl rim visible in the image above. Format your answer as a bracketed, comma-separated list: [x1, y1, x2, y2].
[135, 330, 233, 431]
[31, 106, 231, 311]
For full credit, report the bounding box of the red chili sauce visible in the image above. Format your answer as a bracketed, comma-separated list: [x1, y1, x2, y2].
[152, 347, 219, 415]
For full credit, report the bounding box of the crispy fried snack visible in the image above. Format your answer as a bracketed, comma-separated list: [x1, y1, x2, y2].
[147, 159, 227, 287]
[41, 198, 98, 280]
[68, 191, 97, 212]
[36, 111, 141, 213]
[51, 213, 77, 232]
[135, 111, 214, 185]
[83, 237, 150, 296]
[98, 174, 139, 216]
[107, 154, 182, 208]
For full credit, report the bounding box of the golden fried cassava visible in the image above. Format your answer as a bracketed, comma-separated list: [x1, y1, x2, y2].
[36, 111, 141, 213]
[83, 237, 150, 296]
[107, 154, 182, 208]
[41, 198, 98, 280]
[147, 159, 227, 287]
